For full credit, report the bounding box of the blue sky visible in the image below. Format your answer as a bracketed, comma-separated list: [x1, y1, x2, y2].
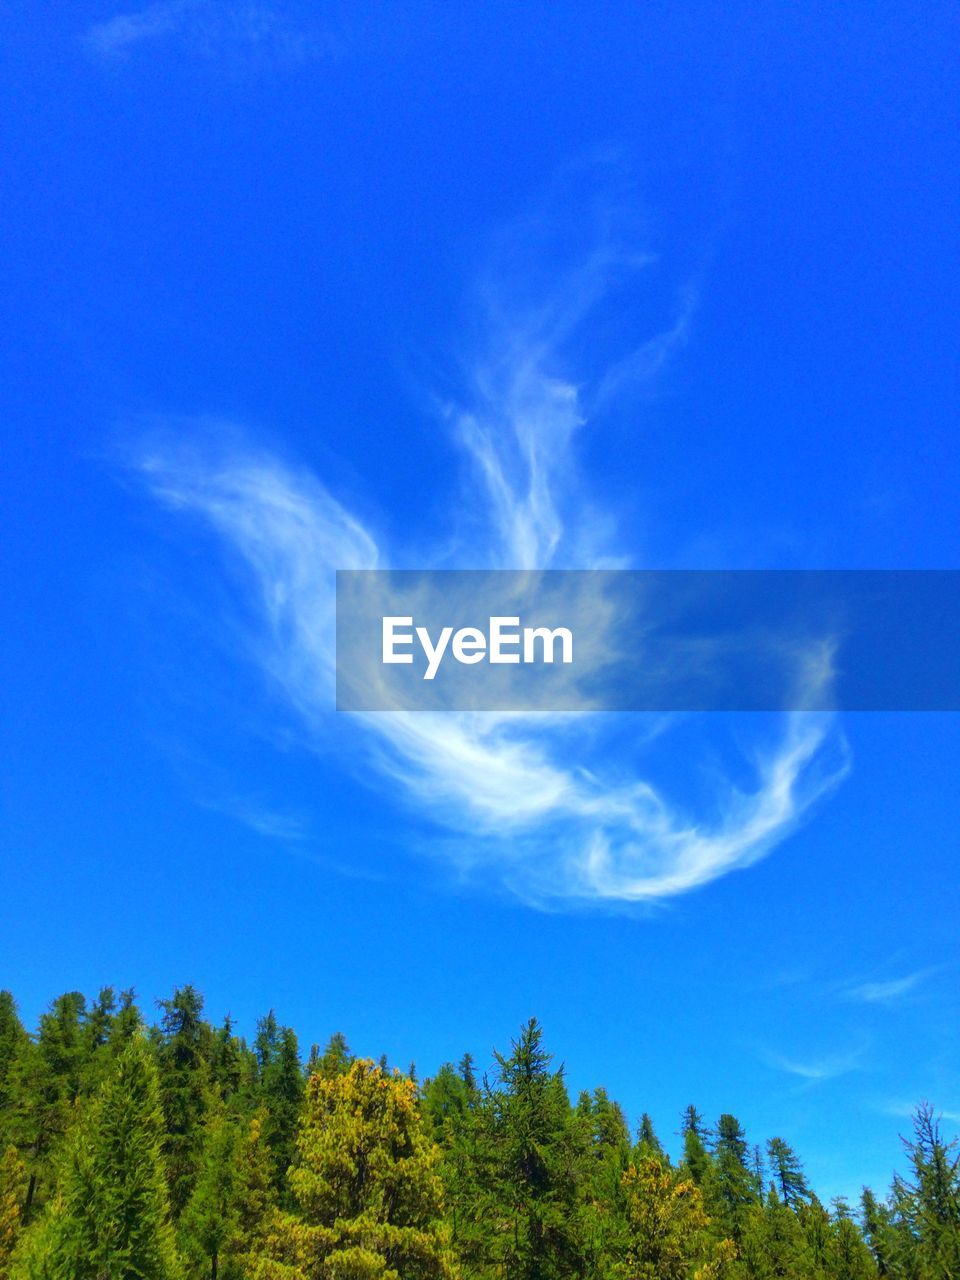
[1, 1, 958, 1202]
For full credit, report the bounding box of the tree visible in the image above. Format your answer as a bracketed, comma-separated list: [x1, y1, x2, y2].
[616, 1157, 734, 1280]
[260, 1028, 304, 1198]
[634, 1114, 664, 1162]
[156, 986, 214, 1217]
[313, 1033, 351, 1081]
[481, 1018, 588, 1280]
[180, 1107, 273, 1280]
[12, 1037, 180, 1279]
[680, 1108, 711, 1189]
[896, 1103, 960, 1279]
[0, 997, 27, 1118]
[252, 1059, 457, 1279]
[707, 1115, 756, 1241]
[739, 1187, 816, 1279]
[0, 1147, 26, 1279]
[860, 1186, 896, 1275]
[766, 1137, 809, 1207]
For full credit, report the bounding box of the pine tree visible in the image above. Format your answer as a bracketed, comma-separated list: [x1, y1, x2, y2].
[0, 997, 27, 1120]
[860, 1186, 896, 1275]
[766, 1137, 809, 1207]
[12, 1037, 181, 1279]
[156, 987, 214, 1217]
[313, 1033, 351, 1081]
[739, 1186, 817, 1279]
[897, 1103, 960, 1279]
[825, 1197, 876, 1280]
[634, 1114, 664, 1162]
[180, 1106, 274, 1280]
[707, 1114, 756, 1242]
[260, 1028, 304, 1198]
[480, 1018, 587, 1279]
[252, 1059, 457, 1279]
[578, 1089, 631, 1277]
[679, 1108, 711, 1189]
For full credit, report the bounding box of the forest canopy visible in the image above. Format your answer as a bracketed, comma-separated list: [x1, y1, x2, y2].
[0, 985, 957, 1279]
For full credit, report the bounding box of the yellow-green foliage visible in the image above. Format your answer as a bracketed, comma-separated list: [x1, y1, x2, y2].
[252, 1059, 458, 1280]
[618, 1157, 735, 1280]
[0, 1146, 26, 1279]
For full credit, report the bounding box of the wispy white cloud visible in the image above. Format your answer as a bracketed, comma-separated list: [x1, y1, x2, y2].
[85, 0, 336, 66]
[133, 210, 846, 907]
[875, 1099, 960, 1125]
[765, 1047, 863, 1085]
[843, 969, 936, 1005]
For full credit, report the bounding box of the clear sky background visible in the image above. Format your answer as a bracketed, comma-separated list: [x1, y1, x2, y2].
[1, 1, 958, 1204]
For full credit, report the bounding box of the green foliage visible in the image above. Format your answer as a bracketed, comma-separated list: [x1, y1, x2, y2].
[11, 1036, 180, 1280]
[180, 1107, 274, 1279]
[252, 1058, 457, 1279]
[2, 985, 952, 1280]
[0, 1146, 26, 1279]
[156, 986, 214, 1217]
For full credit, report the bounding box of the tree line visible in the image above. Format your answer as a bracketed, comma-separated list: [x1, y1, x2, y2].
[0, 986, 957, 1278]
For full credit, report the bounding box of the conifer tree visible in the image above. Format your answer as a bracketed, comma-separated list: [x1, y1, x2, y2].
[481, 1018, 587, 1279]
[739, 1186, 816, 1279]
[860, 1186, 896, 1275]
[156, 987, 214, 1217]
[314, 1033, 351, 1080]
[0, 997, 27, 1119]
[260, 1027, 304, 1198]
[707, 1115, 756, 1242]
[252, 1059, 457, 1279]
[11, 1037, 181, 1280]
[616, 1157, 734, 1280]
[896, 1104, 960, 1279]
[0, 1146, 26, 1279]
[679, 1108, 711, 1189]
[766, 1137, 809, 1207]
[634, 1114, 664, 1162]
[180, 1106, 273, 1280]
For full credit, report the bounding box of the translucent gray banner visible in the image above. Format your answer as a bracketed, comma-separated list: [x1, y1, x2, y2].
[335, 570, 959, 712]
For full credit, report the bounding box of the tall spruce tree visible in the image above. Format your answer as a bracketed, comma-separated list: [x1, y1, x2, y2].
[11, 1037, 180, 1280]
[896, 1103, 960, 1279]
[483, 1018, 587, 1279]
[766, 1137, 809, 1207]
[155, 987, 214, 1218]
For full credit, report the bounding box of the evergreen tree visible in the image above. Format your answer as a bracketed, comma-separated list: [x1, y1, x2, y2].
[0, 997, 27, 1119]
[679, 1108, 711, 1189]
[482, 1018, 587, 1279]
[634, 1114, 664, 1162]
[826, 1197, 876, 1280]
[896, 1104, 960, 1279]
[260, 1028, 304, 1198]
[180, 1107, 273, 1280]
[252, 1058, 457, 1279]
[313, 1033, 351, 1081]
[616, 1157, 734, 1280]
[156, 987, 214, 1217]
[860, 1186, 897, 1276]
[739, 1187, 816, 1279]
[12, 1037, 180, 1280]
[0, 1147, 26, 1280]
[766, 1137, 809, 1207]
[708, 1115, 756, 1242]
